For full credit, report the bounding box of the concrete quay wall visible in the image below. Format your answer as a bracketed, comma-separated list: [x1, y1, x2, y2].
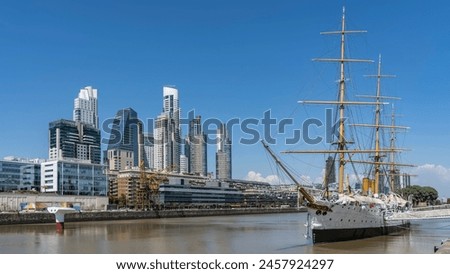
[0, 207, 305, 225]
[435, 240, 450, 254]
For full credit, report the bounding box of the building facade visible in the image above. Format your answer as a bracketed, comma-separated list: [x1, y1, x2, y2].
[180, 154, 188, 174]
[115, 170, 242, 208]
[216, 123, 232, 180]
[185, 116, 207, 176]
[105, 149, 134, 171]
[0, 157, 44, 192]
[105, 108, 142, 168]
[324, 156, 336, 186]
[154, 86, 181, 173]
[48, 119, 101, 164]
[40, 160, 107, 196]
[143, 133, 154, 169]
[73, 86, 99, 129]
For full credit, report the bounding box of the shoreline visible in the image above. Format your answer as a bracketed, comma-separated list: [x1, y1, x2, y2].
[0, 207, 306, 226]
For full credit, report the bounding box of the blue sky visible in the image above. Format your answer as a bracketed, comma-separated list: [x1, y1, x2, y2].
[0, 0, 449, 197]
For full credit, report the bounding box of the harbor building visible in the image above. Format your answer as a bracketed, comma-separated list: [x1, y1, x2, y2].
[73, 86, 99, 129]
[0, 193, 108, 212]
[154, 86, 181, 173]
[216, 123, 232, 180]
[40, 159, 107, 196]
[115, 169, 242, 208]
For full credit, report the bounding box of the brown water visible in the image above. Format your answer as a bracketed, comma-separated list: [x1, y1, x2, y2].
[0, 212, 448, 254]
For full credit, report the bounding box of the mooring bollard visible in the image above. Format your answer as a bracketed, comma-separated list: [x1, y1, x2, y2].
[47, 207, 78, 233]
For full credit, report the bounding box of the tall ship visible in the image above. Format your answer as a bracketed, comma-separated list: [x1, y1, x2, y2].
[263, 8, 412, 244]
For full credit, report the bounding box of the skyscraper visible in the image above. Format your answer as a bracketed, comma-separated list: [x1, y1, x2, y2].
[154, 86, 181, 173]
[216, 123, 232, 180]
[105, 108, 142, 169]
[73, 86, 99, 129]
[48, 119, 101, 164]
[186, 116, 207, 176]
[324, 156, 336, 187]
[143, 133, 154, 169]
[43, 86, 106, 196]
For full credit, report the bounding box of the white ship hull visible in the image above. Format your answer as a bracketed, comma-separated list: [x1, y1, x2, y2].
[307, 204, 410, 243]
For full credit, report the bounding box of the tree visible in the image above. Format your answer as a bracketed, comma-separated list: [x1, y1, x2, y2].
[400, 185, 439, 206]
[118, 194, 127, 208]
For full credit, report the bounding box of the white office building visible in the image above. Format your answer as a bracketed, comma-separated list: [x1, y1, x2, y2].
[41, 159, 107, 196]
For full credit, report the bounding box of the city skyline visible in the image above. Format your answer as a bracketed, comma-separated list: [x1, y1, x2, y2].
[0, 1, 449, 197]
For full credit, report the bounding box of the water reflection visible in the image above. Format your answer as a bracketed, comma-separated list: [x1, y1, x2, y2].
[0, 213, 448, 254]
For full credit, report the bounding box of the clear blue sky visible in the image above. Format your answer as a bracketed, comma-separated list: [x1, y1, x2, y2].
[0, 0, 449, 197]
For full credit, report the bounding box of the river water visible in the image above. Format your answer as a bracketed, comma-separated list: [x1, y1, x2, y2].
[0, 212, 448, 254]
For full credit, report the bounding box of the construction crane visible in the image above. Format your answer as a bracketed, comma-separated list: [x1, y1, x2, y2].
[136, 160, 168, 210]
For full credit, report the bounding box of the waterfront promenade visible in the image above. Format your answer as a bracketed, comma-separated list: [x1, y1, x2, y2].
[392, 205, 450, 220]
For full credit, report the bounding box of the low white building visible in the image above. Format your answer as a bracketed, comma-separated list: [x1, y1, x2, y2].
[0, 193, 108, 212]
[41, 159, 107, 196]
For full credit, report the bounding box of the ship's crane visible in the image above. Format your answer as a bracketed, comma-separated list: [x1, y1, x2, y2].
[260, 140, 331, 212]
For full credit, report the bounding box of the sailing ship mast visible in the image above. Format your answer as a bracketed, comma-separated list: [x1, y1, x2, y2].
[370, 56, 392, 194]
[284, 7, 381, 194]
[389, 105, 397, 191]
[351, 55, 398, 194]
[351, 57, 414, 194]
[387, 105, 415, 191]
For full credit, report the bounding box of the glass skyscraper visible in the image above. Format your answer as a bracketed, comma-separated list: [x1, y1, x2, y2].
[105, 108, 142, 169]
[216, 123, 232, 180]
[186, 116, 207, 176]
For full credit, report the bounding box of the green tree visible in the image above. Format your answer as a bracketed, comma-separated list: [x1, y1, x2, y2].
[400, 185, 439, 206]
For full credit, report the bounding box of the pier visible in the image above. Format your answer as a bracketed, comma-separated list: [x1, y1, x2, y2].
[391, 205, 450, 220]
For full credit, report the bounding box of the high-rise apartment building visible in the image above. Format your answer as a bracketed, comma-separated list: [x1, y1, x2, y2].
[105, 108, 142, 169]
[216, 123, 232, 180]
[180, 154, 188, 174]
[185, 116, 207, 176]
[73, 86, 99, 129]
[48, 119, 101, 164]
[43, 86, 106, 196]
[154, 86, 181, 173]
